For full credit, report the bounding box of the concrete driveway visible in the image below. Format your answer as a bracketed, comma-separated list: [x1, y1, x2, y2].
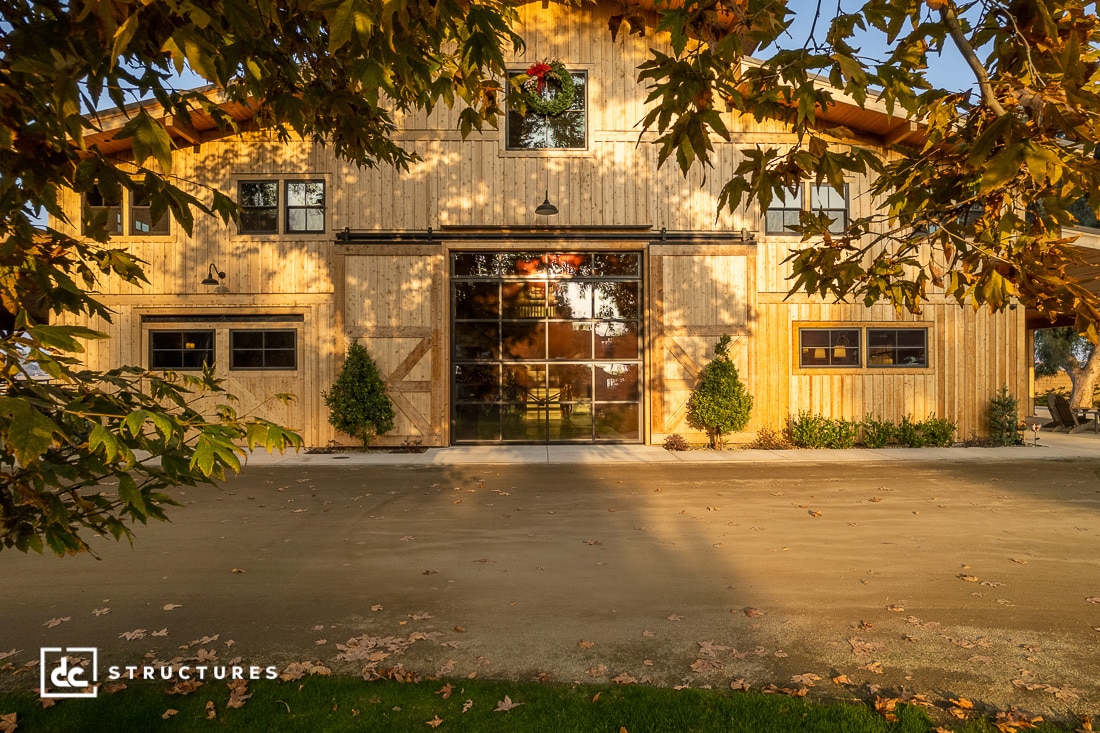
[2, 454, 1099, 719]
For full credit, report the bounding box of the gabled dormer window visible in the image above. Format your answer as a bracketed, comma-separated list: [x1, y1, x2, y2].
[507, 63, 587, 150]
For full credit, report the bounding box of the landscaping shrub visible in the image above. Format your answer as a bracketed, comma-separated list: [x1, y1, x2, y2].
[895, 414, 957, 448]
[787, 412, 831, 448]
[895, 415, 926, 448]
[662, 433, 689, 451]
[921, 415, 957, 447]
[323, 340, 395, 447]
[787, 413, 858, 449]
[686, 335, 753, 449]
[859, 414, 895, 448]
[748, 426, 793, 450]
[988, 386, 1024, 446]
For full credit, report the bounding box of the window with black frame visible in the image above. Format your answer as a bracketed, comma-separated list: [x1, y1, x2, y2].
[798, 328, 861, 368]
[130, 184, 170, 236]
[506, 65, 586, 150]
[230, 329, 297, 370]
[149, 330, 214, 370]
[83, 185, 123, 235]
[238, 181, 279, 234]
[285, 181, 325, 233]
[867, 328, 928, 367]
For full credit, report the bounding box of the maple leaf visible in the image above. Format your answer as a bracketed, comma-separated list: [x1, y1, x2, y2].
[690, 658, 720, 673]
[205, 701, 216, 720]
[665, 614, 684, 621]
[742, 606, 765, 618]
[729, 678, 750, 691]
[885, 603, 905, 612]
[92, 608, 110, 617]
[861, 662, 885, 674]
[165, 680, 203, 695]
[151, 628, 169, 637]
[578, 640, 595, 649]
[227, 680, 251, 709]
[642, 630, 655, 638]
[436, 684, 454, 699]
[832, 674, 851, 685]
[43, 617, 70, 629]
[495, 695, 524, 711]
[611, 673, 637, 685]
[230, 568, 246, 573]
[371, 605, 384, 612]
[462, 700, 474, 713]
[791, 673, 821, 686]
[1087, 596, 1100, 604]
[426, 716, 443, 728]
[119, 629, 147, 641]
[808, 510, 822, 517]
[162, 604, 182, 611]
[959, 574, 979, 582]
[0, 650, 18, 662]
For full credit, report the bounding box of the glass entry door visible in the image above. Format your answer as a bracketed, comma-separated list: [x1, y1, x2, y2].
[452, 252, 642, 443]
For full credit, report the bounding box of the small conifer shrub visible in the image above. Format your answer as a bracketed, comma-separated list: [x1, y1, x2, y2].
[323, 341, 395, 447]
[686, 335, 753, 449]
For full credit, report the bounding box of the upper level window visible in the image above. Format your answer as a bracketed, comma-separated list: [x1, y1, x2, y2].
[238, 181, 279, 234]
[150, 330, 214, 370]
[285, 181, 325, 233]
[766, 184, 849, 235]
[83, 186, 122, 236]
[867, 328, 928, 367]
[799, 328, 860, 368]
[765, 186, 801, 235]
[810, 184, 848, 233]
[130, 184, 170, 236]
[507, 66, 586, 150]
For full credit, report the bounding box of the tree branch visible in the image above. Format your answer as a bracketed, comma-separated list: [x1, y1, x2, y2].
[939, 2, 1006, 116]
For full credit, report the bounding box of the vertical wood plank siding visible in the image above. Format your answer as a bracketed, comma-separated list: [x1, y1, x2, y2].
[55, 0, 1026, 446]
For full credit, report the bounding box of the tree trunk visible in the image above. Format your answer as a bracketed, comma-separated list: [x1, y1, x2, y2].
[1068, 347, 1100, 409]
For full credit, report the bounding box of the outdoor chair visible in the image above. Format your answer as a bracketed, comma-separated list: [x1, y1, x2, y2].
[1052, 394, 1095, 434]
[1043, 393, 1070, 431]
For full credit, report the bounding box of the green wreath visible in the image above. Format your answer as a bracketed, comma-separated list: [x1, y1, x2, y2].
[519, 60, 576, 117]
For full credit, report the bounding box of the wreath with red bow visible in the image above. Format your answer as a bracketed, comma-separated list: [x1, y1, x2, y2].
[518, 59, 576, 116]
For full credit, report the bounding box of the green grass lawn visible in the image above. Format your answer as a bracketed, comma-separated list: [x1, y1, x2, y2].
[0, 676, 1077, 732]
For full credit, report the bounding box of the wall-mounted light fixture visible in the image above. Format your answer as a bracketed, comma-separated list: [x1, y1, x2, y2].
[201, 263, 225, 287]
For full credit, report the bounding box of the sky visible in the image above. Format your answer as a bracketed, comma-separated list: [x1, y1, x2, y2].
[777, 0, 974, 93]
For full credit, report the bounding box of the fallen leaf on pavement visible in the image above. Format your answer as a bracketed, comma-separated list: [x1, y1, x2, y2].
[230, 568, 246, 573]
[119, 629, 147, 641]
[0, 651, 18, 662]
[959, 574, 979, 582]
[92, 608, 110, 617]
[611, 673, 637, 685]
[743, 607, 764, 618]
[162, 604, 182, 611]
[578, 640, 595, 649]
[43, 617, 70, 629]
[666, 614, 684, 621]
[730, 678, 750, 691]
[791, 673, 821, 686]
[832, 674, 851, 685]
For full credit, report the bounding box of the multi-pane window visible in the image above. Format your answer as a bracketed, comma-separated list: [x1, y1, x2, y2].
[506, 71, 587, 150]
[798, 327, 929, 368]
[810, 184, 848, 233]
[234, 179, 325, 234]
[766, 184, 849, 235]
[130, 184, 170, 235]
[238, 181, 279, 234]
[799, 328, 861, 368]
[149, 330, 214, 370]
[285, 181, 325, 233]
[765, 186, 802, 235]
[867, 328, 928, 367]
[230, 329, 297, 369]
[83, 186, 122, 235]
